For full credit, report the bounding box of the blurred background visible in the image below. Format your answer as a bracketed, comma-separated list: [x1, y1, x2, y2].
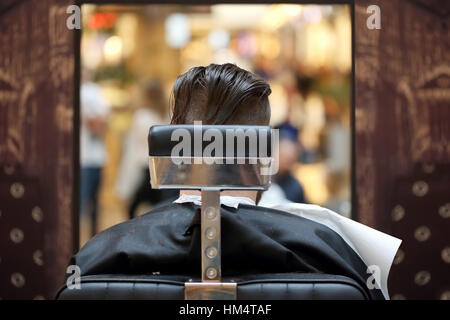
[79, 3, 352, 246]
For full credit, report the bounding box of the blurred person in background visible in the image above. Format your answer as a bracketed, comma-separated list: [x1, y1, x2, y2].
[295, 71, 325, 164]
[260, 123, 306, 206]
[323, 97, 351, 217]
[80, 67, 110, 237]
[275, 123, 307, 203]
[115, 79, 178, 219]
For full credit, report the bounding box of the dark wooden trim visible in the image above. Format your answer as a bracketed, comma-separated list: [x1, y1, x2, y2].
[73, 14, 81, 253]
[0, 0, 27, 17]
[350, 0, 357, 221]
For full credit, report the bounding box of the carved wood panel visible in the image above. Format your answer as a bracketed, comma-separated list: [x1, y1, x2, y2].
[355, 0, 449, 299]
[0, 0, 74, 299]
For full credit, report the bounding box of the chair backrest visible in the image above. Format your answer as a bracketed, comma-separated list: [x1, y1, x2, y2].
[148, 124, 275, 190]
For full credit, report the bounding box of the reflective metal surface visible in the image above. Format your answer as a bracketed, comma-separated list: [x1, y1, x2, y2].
[201, 190, 221, 282]
[185, 282, 237, 300]
[149, 156, 272, 190]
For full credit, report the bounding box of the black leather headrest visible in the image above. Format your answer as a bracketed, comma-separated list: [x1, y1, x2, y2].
[148, 125, 272, 158]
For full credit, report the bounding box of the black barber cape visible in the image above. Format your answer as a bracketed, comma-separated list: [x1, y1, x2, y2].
[69, 203, 384, 300]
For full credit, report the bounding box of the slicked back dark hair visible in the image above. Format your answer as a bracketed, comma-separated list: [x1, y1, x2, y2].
[170, 63, 271, 125]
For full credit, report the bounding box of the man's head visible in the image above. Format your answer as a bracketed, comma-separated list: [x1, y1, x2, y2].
[170, 63, 271, 125]
[171, 64, 272, 203]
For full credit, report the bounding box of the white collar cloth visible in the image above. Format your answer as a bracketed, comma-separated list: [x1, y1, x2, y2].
[174, 194, 255, 209]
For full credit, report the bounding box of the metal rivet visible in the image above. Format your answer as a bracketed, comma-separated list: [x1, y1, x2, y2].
[11, 273, 25, 288]
[206, 267, 217, 279]
[439, 203, 450, 219]
[10, 183, 25, 199]
[206, 247, 218, 259]
[391, 205, 405, 222]
[10, 228, 24, 244]
[412, 181, 428, 197]
[205, 227, 216, 240]
[32, 206, 43, 223]
[33, 250, 43, 266]
[441, 247, 450, 264]
[393, 249, 404, 264]
[33, 295, 45, 300]
[205, 207, 216, 219]
[440, 291, 450, 300]
[414, 271, 431, 286]
[391, 294, 406, 300]
[414, 226, 431, 242]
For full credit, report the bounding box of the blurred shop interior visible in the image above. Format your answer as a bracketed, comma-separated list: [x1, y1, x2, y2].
[80, 4, 352, 246]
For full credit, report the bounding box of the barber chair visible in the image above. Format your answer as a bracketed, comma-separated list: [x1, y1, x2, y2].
[57, 125, 369, 300]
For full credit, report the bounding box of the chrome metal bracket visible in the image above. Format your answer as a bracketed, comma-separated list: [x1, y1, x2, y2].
[201, 190, 221, 282]
[184, 189, 237, 300]
[185, 282, 237, 300]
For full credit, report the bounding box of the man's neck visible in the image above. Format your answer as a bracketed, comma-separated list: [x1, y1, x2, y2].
[179, 189, 258, 203]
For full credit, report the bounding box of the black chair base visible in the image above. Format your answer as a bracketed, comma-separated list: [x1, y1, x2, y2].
[56, 273, 369, 300]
